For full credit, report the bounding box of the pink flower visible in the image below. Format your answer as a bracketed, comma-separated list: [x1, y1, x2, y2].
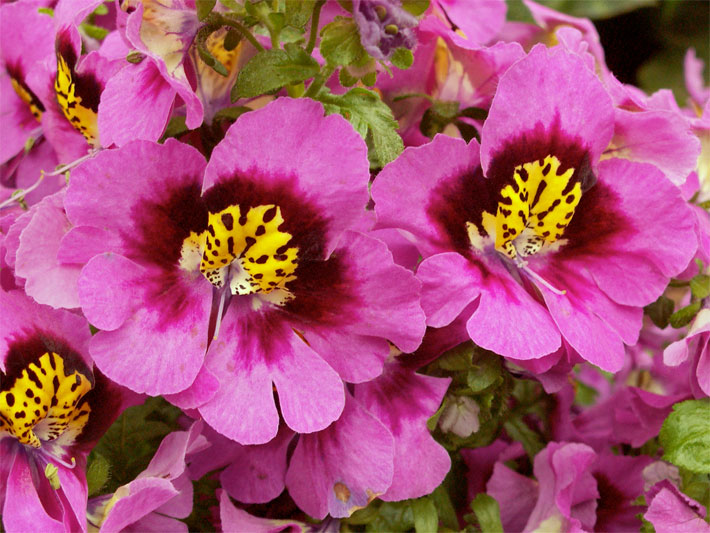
[64, 98, 425, 445]
[664, 308, 710, 398]
[0, 289, 127, 532]
[373, 44, 697, 373]
[645, 480, 710, 533]
[87, 420, 208, 532]
[189, 359, 449, 519]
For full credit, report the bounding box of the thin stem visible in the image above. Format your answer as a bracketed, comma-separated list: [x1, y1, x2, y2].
[0, 173, 44, 210]
[212, 287, 228, 341]
[393, 92, 435, 102]
[304, 65, 334, 98]
[514, 256, 566, 295]
[43, 149, 100, 177]
[306, 0, 326, 55]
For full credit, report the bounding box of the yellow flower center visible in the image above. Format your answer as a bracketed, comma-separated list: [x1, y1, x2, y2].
[0, 352, 92, 449]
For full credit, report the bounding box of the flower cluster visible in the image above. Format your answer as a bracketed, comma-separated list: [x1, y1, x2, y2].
[1, 0, 708, 531]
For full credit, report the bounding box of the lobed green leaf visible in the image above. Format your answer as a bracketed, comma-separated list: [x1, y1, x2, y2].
[317, 87, 404, 168]
[660, 399, 710, 474]
[320, 16, 366, 66]
[233, 43, 320, 100]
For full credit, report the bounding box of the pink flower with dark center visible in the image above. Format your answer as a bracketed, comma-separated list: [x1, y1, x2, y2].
[374, 44, 697, 373]
[0, 289, 127, 533]
[64, 98, 425, 445]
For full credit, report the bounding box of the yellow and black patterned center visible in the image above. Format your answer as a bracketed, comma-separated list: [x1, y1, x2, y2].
[479, 155, 581, 259]
[10, 76, 44, 121]
[0, 352, 92, 448]
[55, 52, 100, 147]
[179, 204, 300, 301]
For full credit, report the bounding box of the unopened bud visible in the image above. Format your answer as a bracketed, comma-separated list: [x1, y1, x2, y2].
[126, 50, 145, 64]
[438, 395, 480, 438]
[374, 5, 387, 21]
[384, 24, 399, 35]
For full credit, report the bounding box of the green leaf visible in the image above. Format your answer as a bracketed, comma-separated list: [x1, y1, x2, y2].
[455, 120, 480, 143]
[639, 515, 656, 533]
[196, 0, 216, 21]
[438, 342, 474, 371]
[420, 100, 460, 138]
[182, 471, 221, 532]
[233, 43, 320, 99]
[346, 502, 381, 525]
[645, 295, 675, 329]
[86, 452, 110, 497]
[411, 497, 438, 533]
[361, 70, 377, 86]
[574, 379, 598, 406]
[427, 398, 447, 432]
[218, 0, 242, 10]
[339, 67, 359, 87]
[431, 483, 459, 530]
[93, 2, 109, 16]
[390, 47, 414, 69]
[458, 106, 489, 121]
[213, 105, 251, 123]
[81, 23, 109, 41]
[659, 399, 710, 474]
[401, 0, 429, 16]
[317, 87, 403, 168]
[91, 397, 183, 494]
[320, 17, 366, 66]
[471, 494, 504, 533]
[368, 501, 414, 532]
[285, 0, 317, 28]
[160, 115, 189, 142]
[244, 0, 271, 20]
[690, 274, 710, 300]
[267, 12, 286, 33]
[197, 39, 229, 76]
[467, 351, 502, 393]
[680, 472, 710, 506]
[669, 300, 702, 329]
[504, 417, 545, 460]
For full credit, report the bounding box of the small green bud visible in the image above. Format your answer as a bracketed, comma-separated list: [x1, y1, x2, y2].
[374, 5, 387, 20]
[126, 50, 145, 64]
[384, 24, 398, 35]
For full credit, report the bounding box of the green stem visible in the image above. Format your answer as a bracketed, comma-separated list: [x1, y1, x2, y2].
[270, 30, 280, 50]
[393, 92, 434, 102]
[304, 65, 334, 98]
[306, 0, 326, 54]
